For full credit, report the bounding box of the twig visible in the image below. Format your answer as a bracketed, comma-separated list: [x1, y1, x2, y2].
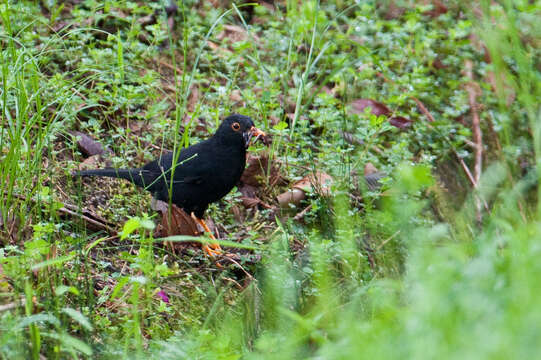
[58, 206, 116, 234]
[71, 87, 88, 101]
[465, 60, 484, 223]
[361, 238, 376, 269]
[375, 230, 401, 252]
[158, 59, 184, 75]
[452, 149, 477, 187]
[4, 192, 116, 235]
[465, 61, 483, 187]
[223, 276, 244, 290]
[293, 204, 313, 221]
[0, 298, 25, 312]
[411, 96, 436, 122]
[220, 255, 254, 280]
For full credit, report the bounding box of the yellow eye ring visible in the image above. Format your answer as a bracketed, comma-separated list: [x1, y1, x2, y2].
[231, 122, 241, 131]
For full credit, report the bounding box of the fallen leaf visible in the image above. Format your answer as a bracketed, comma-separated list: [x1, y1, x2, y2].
[423, 0, 448, 17]
[277, 188, 306, 208]
[339, 131, 365, 146]
[230, 89, 243, 103]
[128, 121, 147, 134]
[293, 171, 333, 196]
[389, 116, 412, 129]
[78, 155, 101, 170]
[241, 154, 279, 187]
[187, 85, 199, 112]
[349, 99, 391, 117]
[238, 183, 261, 208]
[432, 57, 448, 70]
[269, 115, 280, 126]
[71, 131, 107, 157]
[216, 24, 253, 43]
[277, 171, 333, 208]
[137, 14, 155, 26]
[383, 1, 406, 20]
[152, 200, 200, 238]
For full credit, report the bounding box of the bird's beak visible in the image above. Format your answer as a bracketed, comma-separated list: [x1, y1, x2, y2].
[244, 126, 266, 147]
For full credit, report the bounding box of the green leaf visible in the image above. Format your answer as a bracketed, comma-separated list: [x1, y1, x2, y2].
[55, 286, 80, 297]
[273, 121, 288, 131]
[16, 313, 60, 330]
[32, 253, 75, 271]
[110, 276, 130, 299]
[43, 332, 93, 356]
[62, 307, 93, 331]
[121, 217, 141, 240]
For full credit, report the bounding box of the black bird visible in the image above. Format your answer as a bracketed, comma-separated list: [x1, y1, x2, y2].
[74, 114, 266, 256]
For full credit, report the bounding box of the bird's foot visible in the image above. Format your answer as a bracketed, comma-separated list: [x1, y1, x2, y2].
[191, 213, 223, 257]
[202, 243, 222, 257]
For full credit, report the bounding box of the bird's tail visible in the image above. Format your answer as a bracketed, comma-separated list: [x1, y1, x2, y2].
[73, 168, 154, 189]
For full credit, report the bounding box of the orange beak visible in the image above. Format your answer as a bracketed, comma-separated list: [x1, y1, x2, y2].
[250, 126, 266, 138]
[244, 126, 267, 147]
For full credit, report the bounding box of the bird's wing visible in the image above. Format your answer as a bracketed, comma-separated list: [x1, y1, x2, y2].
[171, 175, 203, 185]
[147, 141, 213, 185]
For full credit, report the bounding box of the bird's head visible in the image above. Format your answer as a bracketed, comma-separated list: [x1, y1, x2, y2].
[215, 114, 266, 148]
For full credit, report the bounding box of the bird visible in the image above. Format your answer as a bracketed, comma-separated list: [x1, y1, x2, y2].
[73, 114, 266, 256]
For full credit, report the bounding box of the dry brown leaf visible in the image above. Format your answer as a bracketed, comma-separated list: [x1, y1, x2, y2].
[78, 155, 101, 170]
[423, 0, 448, 17]
[269, 115, 280, 126]
[239, 183, 261, 208]
[277, 171, 333, 208]
[230, 89, 243, 104]
[71, 131, 107, 157]
[241, 154, 279, 187]
[339, 131, 364, 146]
[389, 116, 412, 129]
[293, 171, 333, 196]
[138, 13, 155, 26]
[349, 99, 391, 117]
[217, 24, 252, 43]
[277, 188, 306, 208]
[383, 1, 406, 20]
[153, 201, 200, 238]
[187, 85, 199, 112]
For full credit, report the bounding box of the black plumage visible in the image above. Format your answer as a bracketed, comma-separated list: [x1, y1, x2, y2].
[73, 114, 265, 256]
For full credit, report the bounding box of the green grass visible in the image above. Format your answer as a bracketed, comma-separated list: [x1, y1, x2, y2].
[1, 0, 540, 359]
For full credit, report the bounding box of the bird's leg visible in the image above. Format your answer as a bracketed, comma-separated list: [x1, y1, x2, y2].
[191, 213, 222, 257]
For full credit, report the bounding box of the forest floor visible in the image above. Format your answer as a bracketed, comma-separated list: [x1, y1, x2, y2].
[0, 1, 540, 359]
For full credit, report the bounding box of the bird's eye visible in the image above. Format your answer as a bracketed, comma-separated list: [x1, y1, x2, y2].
[231, 122, 241, 131]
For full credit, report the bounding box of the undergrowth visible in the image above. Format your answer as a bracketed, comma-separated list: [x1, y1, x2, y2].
[1, 0, 540, 359]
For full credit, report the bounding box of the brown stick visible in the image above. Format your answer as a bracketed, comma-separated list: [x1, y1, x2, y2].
[411, 97, 436, 122]
[58, 206, 116, 234]
[293, 204, 313, 221]
[465, 60, 483, 186]
[465, 60, 484, 223]
[5, 192, 116, 234]
[453, 150, 477, 187]
[0, 298, 25, 312]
